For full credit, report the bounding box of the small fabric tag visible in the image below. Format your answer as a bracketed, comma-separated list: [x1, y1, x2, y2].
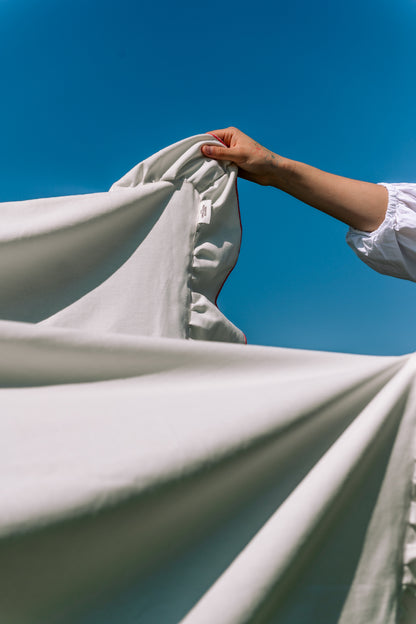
[198, 200, 212, 225]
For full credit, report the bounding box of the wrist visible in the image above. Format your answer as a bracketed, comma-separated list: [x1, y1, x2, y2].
[264, 155, 293, 189]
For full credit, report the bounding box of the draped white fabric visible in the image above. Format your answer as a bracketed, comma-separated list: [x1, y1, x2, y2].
[1, 136, 416, 624]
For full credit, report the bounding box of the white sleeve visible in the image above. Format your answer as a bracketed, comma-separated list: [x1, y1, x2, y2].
[346, 183, 416, 282]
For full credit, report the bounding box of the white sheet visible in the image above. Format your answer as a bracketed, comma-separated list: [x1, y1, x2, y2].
[1, 135, 415, 624]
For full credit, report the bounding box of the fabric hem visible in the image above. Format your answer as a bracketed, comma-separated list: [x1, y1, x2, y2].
[187, 170, 246, 344]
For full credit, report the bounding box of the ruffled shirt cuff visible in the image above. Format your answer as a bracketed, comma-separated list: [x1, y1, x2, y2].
[346, 183, 416, 282]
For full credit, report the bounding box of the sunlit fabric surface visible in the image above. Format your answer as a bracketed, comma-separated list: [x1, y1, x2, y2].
[1, 137, 416, 624]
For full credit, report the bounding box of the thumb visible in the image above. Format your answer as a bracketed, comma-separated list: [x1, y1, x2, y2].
[201, 144, 233, 161]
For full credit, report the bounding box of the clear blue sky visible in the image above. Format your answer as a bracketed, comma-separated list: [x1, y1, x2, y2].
[1, 0, 416, 355]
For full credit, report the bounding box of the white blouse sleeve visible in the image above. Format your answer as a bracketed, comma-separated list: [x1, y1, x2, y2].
[346, 183, 416, 282]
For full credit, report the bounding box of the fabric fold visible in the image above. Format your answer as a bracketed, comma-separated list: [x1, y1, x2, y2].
[109, 133, 245, 343]
[180, 355, 416, 624]
[0, 339, 405, 624]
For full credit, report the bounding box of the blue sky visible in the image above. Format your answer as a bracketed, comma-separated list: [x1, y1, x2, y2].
[1, 0, 416, 355]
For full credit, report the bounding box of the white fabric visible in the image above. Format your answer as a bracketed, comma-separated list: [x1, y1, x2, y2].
[347, 182, 416, 282]
[0, 133, 245, 344]
[1, 137, 416, 624]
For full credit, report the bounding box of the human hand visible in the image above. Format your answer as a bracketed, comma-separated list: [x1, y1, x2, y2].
[201, 127, 280, 186]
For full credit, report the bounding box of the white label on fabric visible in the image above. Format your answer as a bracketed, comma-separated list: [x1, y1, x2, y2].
[198, 200, 212, 225]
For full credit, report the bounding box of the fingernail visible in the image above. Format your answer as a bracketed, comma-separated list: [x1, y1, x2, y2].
[203, 146, 212, 156]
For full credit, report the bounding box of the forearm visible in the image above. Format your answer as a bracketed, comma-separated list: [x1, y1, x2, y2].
[202, 128, 388, 232]
[268, 156, 388, 232]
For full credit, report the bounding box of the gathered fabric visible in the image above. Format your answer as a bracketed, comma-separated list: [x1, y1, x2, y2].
[347, 182, 416, 282]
